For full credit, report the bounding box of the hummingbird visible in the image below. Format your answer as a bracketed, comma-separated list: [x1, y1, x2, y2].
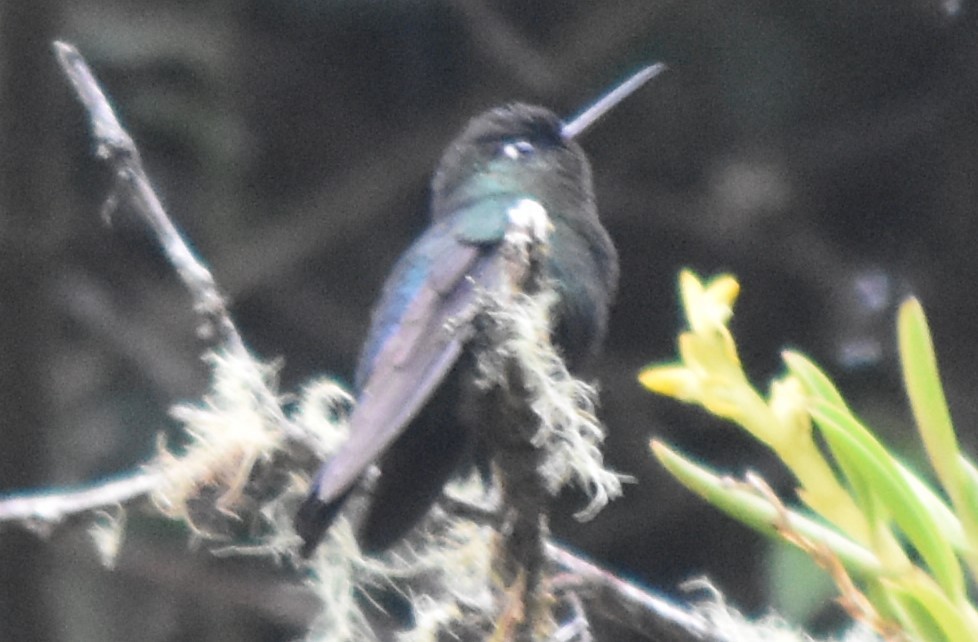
[295, 65, 665, 557]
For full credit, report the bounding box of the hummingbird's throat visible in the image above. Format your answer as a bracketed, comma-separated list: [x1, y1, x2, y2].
[499, 198, 552, 298]
[504, 198, 551, 249]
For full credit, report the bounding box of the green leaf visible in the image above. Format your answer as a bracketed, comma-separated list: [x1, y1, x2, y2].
[811, 400, 965, 601]
[651, 439, 882, 575]
[898, 298, 978, 582]
[783, 351, 848, 410]
[826, 426, 889, 535]
[781, 352, 890, 531]
[952, 456, 978, 572]
[898, 298, 959, 499]
[885, 578, 974, 642]
[897, 462, 967, 553]
[782, 343, 965, 550]
[955, 456, 978, 531]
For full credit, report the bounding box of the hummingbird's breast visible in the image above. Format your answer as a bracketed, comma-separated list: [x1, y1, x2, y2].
[543, 214, 619, 369]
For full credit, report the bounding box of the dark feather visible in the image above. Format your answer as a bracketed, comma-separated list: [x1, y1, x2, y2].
[295, 202, 515, 554]
[296, 99, 622, 555]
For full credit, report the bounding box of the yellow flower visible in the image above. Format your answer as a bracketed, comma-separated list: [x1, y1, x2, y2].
[768, 376, 810, 444]
[638, 363, 700, 401]
[680, 270, 739, 334]
[639, 270, 745, 413]
[642, 270, 873, 543]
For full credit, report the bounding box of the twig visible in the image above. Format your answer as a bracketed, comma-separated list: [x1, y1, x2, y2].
[0, 470, 160, 527]
[54, 41, 234, 348]
[442, 492, 716, 641]
[1, 40, 324, 529]
[52, 41, 315, 451]
[547, 542, 717, 642]
[0, 42, 321, 532]
[550, 590, 592, 642]
[0, 461, 716, 642]
[1, 41, 306, 530]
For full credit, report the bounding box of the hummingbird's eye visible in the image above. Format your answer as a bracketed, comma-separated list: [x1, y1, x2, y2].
[500, 139, 536, 160]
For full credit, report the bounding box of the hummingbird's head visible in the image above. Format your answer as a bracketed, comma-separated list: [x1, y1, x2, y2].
[430, 103, 595, 221]
[429, 65, 665, 223]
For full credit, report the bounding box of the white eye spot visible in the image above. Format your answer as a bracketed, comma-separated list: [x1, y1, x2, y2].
[501, 139, 536, 160]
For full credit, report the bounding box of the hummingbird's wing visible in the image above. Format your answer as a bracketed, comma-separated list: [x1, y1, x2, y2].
[296, 197, 541, 554]
[323, 237, 487, 498]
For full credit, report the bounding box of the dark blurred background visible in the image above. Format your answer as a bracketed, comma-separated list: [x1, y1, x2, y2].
[2, 0, 978, 639]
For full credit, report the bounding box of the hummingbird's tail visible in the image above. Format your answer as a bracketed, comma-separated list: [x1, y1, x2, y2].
[294, 489, 350, 558]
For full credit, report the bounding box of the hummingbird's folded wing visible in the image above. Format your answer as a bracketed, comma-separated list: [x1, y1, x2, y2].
[315, 244, 488, 500]
[295, 198, 545, 553]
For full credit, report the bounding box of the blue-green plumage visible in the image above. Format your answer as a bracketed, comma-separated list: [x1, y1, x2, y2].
[295, 103, 619, 556]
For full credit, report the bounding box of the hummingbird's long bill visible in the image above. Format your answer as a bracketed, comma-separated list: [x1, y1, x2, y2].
[561, 62, 667, 140]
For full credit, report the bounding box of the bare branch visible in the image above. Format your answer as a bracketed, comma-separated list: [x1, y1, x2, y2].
[0, 470, 160, 527]
[0, 42, 318, 535]
[54, 41, 230, 347]
[52, 40, 317, 451]
[0, 456, 717, 642]
[441, 492, 717, 641]
[547, 542, 717, 642]
[550, 590, 593, 642]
